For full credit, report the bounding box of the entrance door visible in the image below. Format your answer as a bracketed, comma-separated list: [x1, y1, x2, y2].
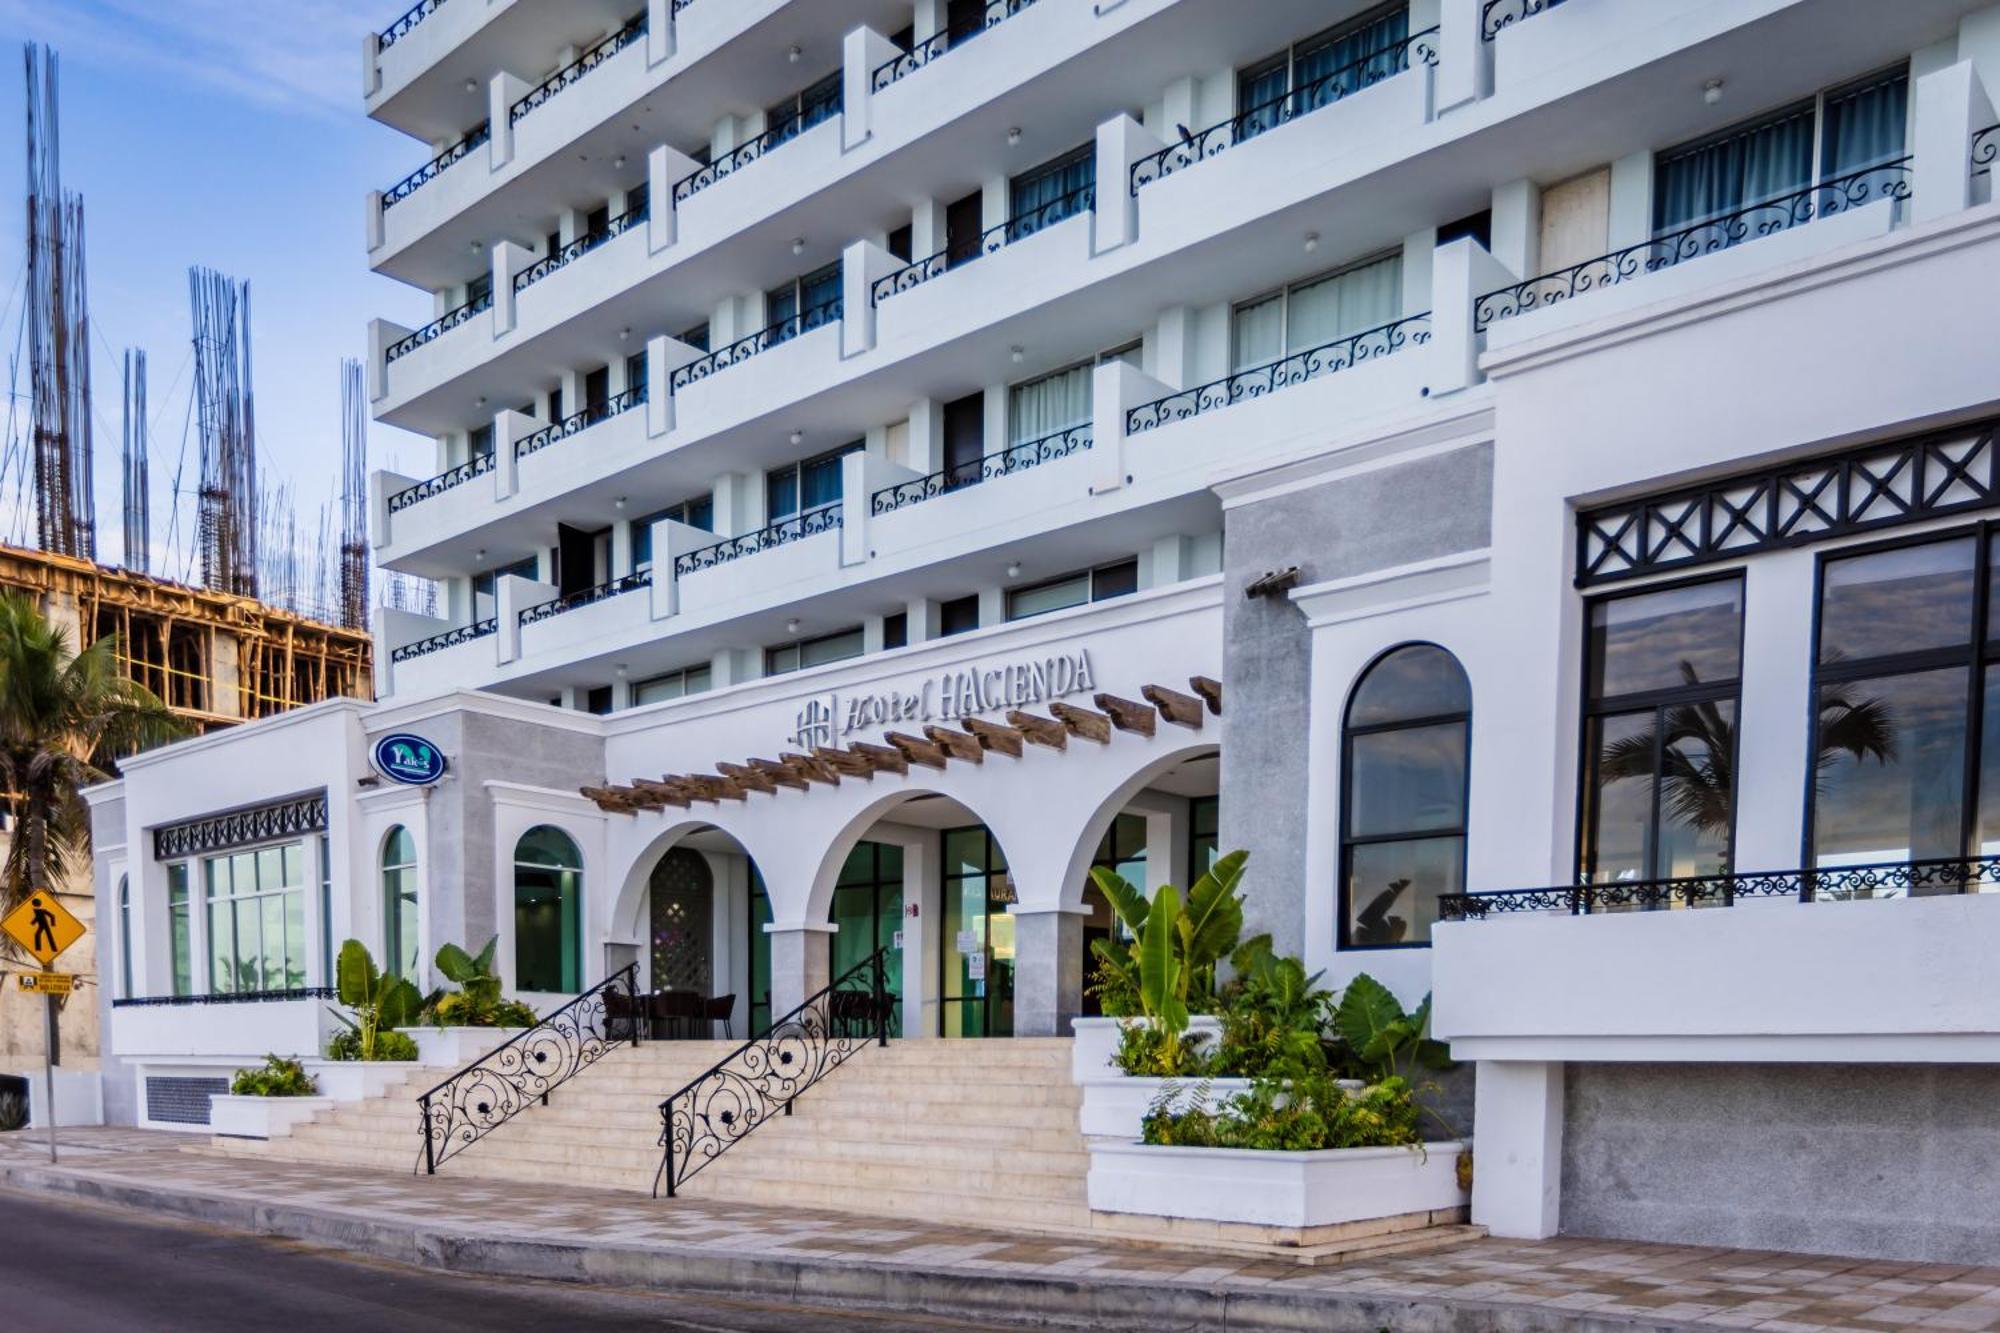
[649, 848, 714, 995]
[945, 190, 983, 268]
[941, 827, 1014, 1037]
[1079, 812, 1146, 1018]
[830, 842, 904, 1036]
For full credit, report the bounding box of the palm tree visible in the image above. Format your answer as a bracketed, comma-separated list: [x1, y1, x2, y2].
[0, 591, 184, 924]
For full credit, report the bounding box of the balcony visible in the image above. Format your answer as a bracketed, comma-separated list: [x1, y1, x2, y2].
[871, 0, 1040, 92]
[1977, 122, 1999, 177]
[509, 13, 648, 129]
[670, 298, 842, 392]
[385, 290, 492, 365]
[388, 452, 494, 515]
[672, 506, 842, 579]
[872, 424, 1092, 515]
[674, 96, 843, 206]
[519, 571, 652, 627]
[391, 617, 497, 665]
[872, 184, 1095, 305]
[518, 386, 648, 462]
[381, 121, 490, 212]
[1478, 0, 1566, 41]
[379, 0, 449, 52]
[513, 204, 648, 293]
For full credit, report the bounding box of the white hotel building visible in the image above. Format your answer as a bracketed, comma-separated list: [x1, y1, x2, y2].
[85, 0, 2000, 1261]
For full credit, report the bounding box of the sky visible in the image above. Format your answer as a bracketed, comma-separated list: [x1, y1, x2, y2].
[0, 0, 432, 587]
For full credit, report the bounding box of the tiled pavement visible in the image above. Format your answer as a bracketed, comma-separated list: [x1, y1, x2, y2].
[5, 1127, 2000, 1331]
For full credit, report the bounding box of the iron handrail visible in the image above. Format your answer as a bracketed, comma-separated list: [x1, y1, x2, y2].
[380, 0, 447, 49]
[1975, 122, 2000, 177]
[111, 987, 334, 1009]
[518, 571, 651, 626]
[390, 617, 497, 664]
[510, 14, 646, 126]
[872, 423, 1091, 514]
[871, 183, 1094, 305]
[382, 121, 489, 210]
[389, 452, 494, 514]
[674, 94, 843, 205]
[1480, 0, 1562, 41]
[513, 205, 648, 291]
[417, 963, 642, 1174]
[871, 0, 1038, 91]
[671, 505, 841, 578]
[669, 297, 842, 392]
[515, 386, 647, 459]
[655, 947, 890, 1197]
[385, 291, 492, 363]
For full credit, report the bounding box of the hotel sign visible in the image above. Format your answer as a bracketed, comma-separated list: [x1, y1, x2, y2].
[788, 648, 1096, 749]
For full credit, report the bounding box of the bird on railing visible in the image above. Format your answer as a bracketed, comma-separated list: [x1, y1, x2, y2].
[1175, 123, 1194, 145]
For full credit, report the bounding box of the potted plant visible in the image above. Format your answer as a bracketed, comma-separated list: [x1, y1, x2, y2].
[401, 937, 539, 1066]
[307, 940, 425, 1098]
[209, 1055, 333, 1139]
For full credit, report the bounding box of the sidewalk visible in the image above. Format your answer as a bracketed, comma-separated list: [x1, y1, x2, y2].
[4, 1128, 1997, 1332]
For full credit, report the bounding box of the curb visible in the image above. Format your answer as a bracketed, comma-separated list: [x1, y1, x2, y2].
[0, 1160, 1692, 1333]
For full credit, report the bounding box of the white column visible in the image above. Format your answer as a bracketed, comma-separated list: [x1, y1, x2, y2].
[842, 27, 901, 151]
[1429, 237, 1517, 395]
[1489, 178, 1541, 281]
[1434, 0, 1492, 115]
[1471, 1060, 1565, 1239]
[1094, 114, 1165, 254]
[1914, 59, 1995, 224]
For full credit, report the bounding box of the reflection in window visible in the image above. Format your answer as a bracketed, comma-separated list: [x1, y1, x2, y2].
[382, 826, 419, 980]
[204, 843, 308, 993]
[514, 825, 582, 992]
[941, 827, 1013, 1037]
[1340, 645, 1470, 947]
[118, 875, 132, 999]
[167, 863, 192, 996]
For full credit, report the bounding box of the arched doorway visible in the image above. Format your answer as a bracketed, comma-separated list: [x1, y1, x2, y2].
[514, 825, 582, 993]
[614, 826, 768, 1039]
[649, 847, 714, 994]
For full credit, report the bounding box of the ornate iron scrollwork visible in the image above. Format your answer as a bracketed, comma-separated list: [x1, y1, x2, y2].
[871, 0, 1039, 92]
[382, 122, 489, 211]
[669, 298, 843, 392]
[1480, 0, 1563, 41]
[872, 424, 1091, 514]
[379, 0, 447, 50]
[871, 184, 1094, 305]
[390, 618, 498, 664]
[674, 95, 844, 206]
[510, 15, 646, 126]
[1439, 856, 2000, 921]
[112, 987, 334, 1009]
[385, 291, 493, 364]
[1975, 122, 1999, 177]
[514, 387, 647, 460]
[389, 452, 494, 514]
[513, 206, 648, 292]
[153, 794, 328, 860]
[672, 506, 842, 578]
[518, 571, 652, 627]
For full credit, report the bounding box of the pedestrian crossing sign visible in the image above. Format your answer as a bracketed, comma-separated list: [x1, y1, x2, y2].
[2, 891, 86, 969]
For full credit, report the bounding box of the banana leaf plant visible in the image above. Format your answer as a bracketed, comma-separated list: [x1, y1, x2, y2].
[331, 939, 422, 1062]
[1331, 973, 1452, 1082]
[1090, 850, 1250, 1063]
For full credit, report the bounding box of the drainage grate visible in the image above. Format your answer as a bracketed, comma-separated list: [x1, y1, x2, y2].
[145, 1076, 230, 1125]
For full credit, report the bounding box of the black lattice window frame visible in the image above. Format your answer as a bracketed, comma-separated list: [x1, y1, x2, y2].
[153, 793, 329, 861]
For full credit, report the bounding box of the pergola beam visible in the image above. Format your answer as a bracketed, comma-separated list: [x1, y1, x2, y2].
[886, 731, 948, 769]
[1093, 693, 1157, 737]
[848, 741, 911, 776]
[1189, 675, 1223, 715]
[923, 725, 984, 764]
[1006, 710, 1068, 750]
[748, 757, 809, 791]
[717, 761, 777, 794]
[814, 746, 876, 778]
[962, 716, 1024, 757]
[1142, 683, 1205, 730]
[1049, 701, 1112, 744]
[781, 751, 841, 786]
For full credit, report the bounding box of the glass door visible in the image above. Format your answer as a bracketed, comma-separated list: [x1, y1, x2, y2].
[941, 827, 1014, 1037]
[830, 842, 904, 1036]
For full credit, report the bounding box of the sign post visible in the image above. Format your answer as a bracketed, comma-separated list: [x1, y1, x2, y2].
[2, 890, 87, 1164]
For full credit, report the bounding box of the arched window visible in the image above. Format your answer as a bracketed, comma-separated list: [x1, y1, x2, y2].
[382, 827, 419, 979]
[118, 875, 132, 999]
[1340, 645, 1471, 948]
[514, 826, 582, 993]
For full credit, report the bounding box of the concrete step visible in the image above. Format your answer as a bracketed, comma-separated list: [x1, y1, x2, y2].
[677, 1172, 1094, 1227]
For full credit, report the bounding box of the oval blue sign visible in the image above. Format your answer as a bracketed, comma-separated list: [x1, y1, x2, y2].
[372, 733, 448, 786]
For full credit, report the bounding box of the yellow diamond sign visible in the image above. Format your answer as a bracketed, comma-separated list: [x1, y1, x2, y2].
[2, 891, 85, 969]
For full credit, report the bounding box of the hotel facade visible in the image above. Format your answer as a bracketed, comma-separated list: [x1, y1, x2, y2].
[86, 0, 2000, 1261]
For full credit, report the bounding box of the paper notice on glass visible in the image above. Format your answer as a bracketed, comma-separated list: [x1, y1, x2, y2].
[968, 950, 987, 981]
[954, 930, 978, 954]
[892, 930, 905, 950]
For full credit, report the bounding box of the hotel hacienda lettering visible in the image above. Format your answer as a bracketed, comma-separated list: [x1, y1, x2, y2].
[788, 648, 1097, 748]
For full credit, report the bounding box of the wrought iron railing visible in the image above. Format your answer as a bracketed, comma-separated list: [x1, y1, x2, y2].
[1126, 312, 1431, 434]
[385, 291, 492, 363]
[1975, 123, 2000, 177]
[674, 96, 843, 205]
[872, 184, 1094, 305]
[1474, 158, 1914, 331]
[417, 964, 642, 1174]
[872, 424, 1091, 514]
[669, 297, 842, 392]
[655, 947, 889, 1197]
[390, 617, 497, 664]
[515, 387, 646, 460]
[389, 453, 494, 514]
[379, 0, 447, 50]
[519, 572, 651, 626]
[872, 0, 1039, 91]
[672, 505, 841, 578]
[1481, 0, 1565, 41]
[111, 987, 334, 1009]
[511, 14, 647, 126]
[1438, 856, 2000, 921]
[513, 206, 648, 292]
[382, 122, 489, 210]
[1131, 28, 1437, 194]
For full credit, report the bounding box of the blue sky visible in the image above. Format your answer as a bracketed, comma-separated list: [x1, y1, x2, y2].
[0, 0, 431, 583]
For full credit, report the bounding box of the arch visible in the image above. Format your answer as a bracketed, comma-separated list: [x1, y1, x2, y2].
[513, 824, 583, 992]
[381, 824, 419, 979]
[117, 874, 132, 999]
[610, 819, 770, 1036]
[1338, 642, 1472, 950]
[1048, 739, 1223, 914]
[648, 847, 715, 993]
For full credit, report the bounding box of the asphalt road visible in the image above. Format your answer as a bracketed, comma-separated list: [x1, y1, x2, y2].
[0, 1188, 1014, 1332]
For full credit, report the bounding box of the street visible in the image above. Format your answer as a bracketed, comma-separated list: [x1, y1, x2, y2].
[0, 1188, 1013, 1332]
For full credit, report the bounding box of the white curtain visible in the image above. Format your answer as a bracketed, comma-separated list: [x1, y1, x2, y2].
[1287, 253, 1402, 350]
[1008, 362, 1091, 444]
[1654, 104, 1814, 232]
[1231, 294, 1285, 371]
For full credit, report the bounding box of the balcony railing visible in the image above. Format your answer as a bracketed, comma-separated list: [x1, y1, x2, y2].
[872, 184, 1094, 305]
[1130, 28, 1438, 194]
[670, 297, 842, 392]
[872, 423, 1091, 514]
[1126, 312, 1431, 434]
[1480, 0, 1565, 41]
[385, 290, 492, 363]
[389, 452, 495, 514]
[510, 14, 646, 126]
[515, 386, 647, 460]
[674, 95, 843, 205]
[672, 505, 841, 577]
[112, 987, 335, 1009]
[382, 122, 489, 210]
[379, 0, 447, 50]
[1439, 856, 2000, 920]
[391, 617, 497, 664]
[1975, 123, 1999, 177]
[872, 0, 1039, 91]
[1474, 158, 1913, 331]
[519, 571, 651, 626]
[514, 205, 648, 292]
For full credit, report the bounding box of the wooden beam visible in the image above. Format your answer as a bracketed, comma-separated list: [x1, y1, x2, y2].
[1006, 710, 1068, 751]
[632, 779, 691, 809]
[923, 725, 984, 764]
[716, 761, 777, 795]
[1142, 683, 1206, 730]
[658, 775, 713, 805]
[886, 731, 948, 769]
[962, 716, 1024, 757]
[747, 757, 810, 791]
[1094, 693, 1158, 738]
[814, 746, 875, 779]
[781, 751, 840, 786]
[580, 785, 638, 814]
[848, 741, 910, 776]
[1049, 701, 1113, 745]
[683, 773, 747, 802]
[1189, 675, 1223, 716]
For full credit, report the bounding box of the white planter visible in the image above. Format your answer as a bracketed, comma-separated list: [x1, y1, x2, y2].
[209, 1094, 335, 1140]
[1068, 1015, 1223, 1082]
[301, 1060, 425, 1101]
[1079, 1075, 1256, 1139]
[1088, 1138, 1471, 1229]
[398, 1027, 526, 1067]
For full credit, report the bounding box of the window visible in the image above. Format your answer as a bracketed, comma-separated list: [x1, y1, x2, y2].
[514, 826, 582, 993]
[1189, 795, 1220, 880]
[585, 686, 614, 715]
[468, 423, 495, 461]
[632, 496, 714, 571]
[625, 350, 648, 400]
[748, 867, 772, 1036]
[1340, 645, 1471, 947]
[117, 875, 132, 999]
[939, 594, 980, 637]
[766, 626, 865, 676]
[765, 261, 841, 336]
[1008, 362, 1090, 447]
[1006, 559, 1138, 621]
[678, 321, 710, 353]
[765, 70, 842, 145]
[632, 664, 712, 706]
[1653, 66, 1908, 234]
[1006, 144, 1094, 237]
[883, 610, 909, 650]
[166, 862, 192, 996]
[382, 826, 419, 980]
[941, 826, 1013, 1038]
[766, 442, 860, 523]
[1237, 3, 1410, 139]
[471, 556, 539, 622]
[204, 842, 308, 993]
[1581, 578, 1743, 884]
[1232, 253, 1402, 372]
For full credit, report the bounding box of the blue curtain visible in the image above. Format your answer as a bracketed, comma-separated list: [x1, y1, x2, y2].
[1009, 149, 1094, 233]
[1654, 103, 1814, 233]
[1292, 5, 1409, 113]
[1821, 71, 1907, 178]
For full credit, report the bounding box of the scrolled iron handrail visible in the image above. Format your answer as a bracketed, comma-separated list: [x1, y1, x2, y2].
[515, 386, 646, 460]
[385, 291, 492, 363]
[513, 205, 648, 292]
[1480, 0, 1561, 41]
[655, 947, 890, 1197]
[1474, 158, 1914, 331]
[872, 423, 1091, 514]
[389, 453, 494, 514]
[390, 617, 497, 664]
[382, 122, 489, 210]
[417, 963, 642, 1175]
[1130, 28, 1437, 195]
[111, 987, 334, 1009]
[671, 505, 841, 578]
[674, 95, 842, 205]
[669, 297, 842, 392]
[1437, 854, 2000, 921]
[871, 183, 1094, 305]
[1126, 312, 1431, 435]
[518, 571, 652, 626]
[379, 0, 447, 50]
[1975, 122, 2000, 177]
[871, 0, 1038, 91]
[510, 14, 647, 126]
